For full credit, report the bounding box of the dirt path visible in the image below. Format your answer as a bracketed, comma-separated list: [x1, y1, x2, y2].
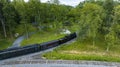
[10, 36, 25, 48]
[10, 32, 35, 49]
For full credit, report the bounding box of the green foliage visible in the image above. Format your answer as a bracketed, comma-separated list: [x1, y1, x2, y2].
[0, 39, 12, 50]
[15, 24, 25, 35]
[15, 23, 37, 35]
[3, 3, 18, 39]
[78, 3, 105, 46]
[103, 0, 114, 14]
[102, 0, 115, 34]
[105, 5, 120, 51]
[67, 8, 81, 23]
[0, 0, 72, 39]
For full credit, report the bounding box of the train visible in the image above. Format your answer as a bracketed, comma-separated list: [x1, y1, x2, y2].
[0, 32, 77, 60]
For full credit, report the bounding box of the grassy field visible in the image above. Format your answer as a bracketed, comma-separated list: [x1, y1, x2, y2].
[21, 32, 65, 46]
[0, 39, 13, 50]
[42, 36, 120, 62]
[20, 30, 120, 62]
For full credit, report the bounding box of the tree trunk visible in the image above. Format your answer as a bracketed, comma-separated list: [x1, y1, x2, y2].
[106, 46, 110, 52]
[106, 44, 110, 52]
[1, 19, 7, 38]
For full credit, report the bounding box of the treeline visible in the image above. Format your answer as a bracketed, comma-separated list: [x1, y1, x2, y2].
[0, 0, 120, 51]
[77, 0, 120, 51]
[0, 0, 72, 39]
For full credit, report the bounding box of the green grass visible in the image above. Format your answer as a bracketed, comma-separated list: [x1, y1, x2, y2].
[21, 32, 65, 46]
[0, 39, 13, 50]
[43, 52, 120, 62]
[43, 36, 120, 62]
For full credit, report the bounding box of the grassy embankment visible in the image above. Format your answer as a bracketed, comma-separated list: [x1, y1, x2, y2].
[42, 35, 120, 62]
[0, 39, 13, 50]
[21, 32, 65, 46]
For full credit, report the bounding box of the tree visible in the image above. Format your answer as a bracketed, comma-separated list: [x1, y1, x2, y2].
[105, 5, 120, 51]
[28, 0, 41, 25]
[102, 0, 115, 34]
[0, 1, 7, 38]
[105, 25, 119, 51]
[67, 7, 81, 23]
[79, 3, 105, 46]
[12, 0, 30, 39]
[3, 3, 18, 39]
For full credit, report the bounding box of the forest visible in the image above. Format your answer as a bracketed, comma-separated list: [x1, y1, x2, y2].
[1, 0, 120, 61]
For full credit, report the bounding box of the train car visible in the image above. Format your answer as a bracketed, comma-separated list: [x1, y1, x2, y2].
[59, 32, 77, 44]
[0, 47, 21, 53]
[0, 44, 39, 53]
[40, 40, 59, 50]
[0, 32, 77, 60]
[0, 44, 40, 60]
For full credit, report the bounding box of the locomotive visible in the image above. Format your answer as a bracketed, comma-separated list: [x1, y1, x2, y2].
[0, 33, 77, 60]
